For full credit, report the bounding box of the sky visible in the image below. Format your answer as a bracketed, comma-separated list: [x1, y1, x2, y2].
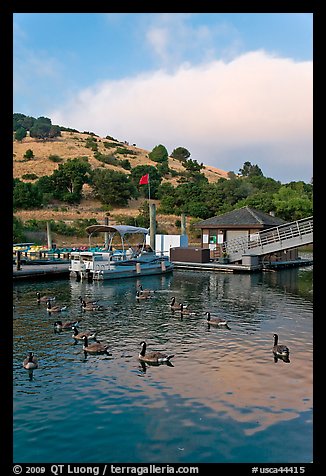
[13, 13, 313, 183]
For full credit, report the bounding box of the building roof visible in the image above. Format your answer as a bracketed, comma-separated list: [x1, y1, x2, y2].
[195, 206, 285, 228]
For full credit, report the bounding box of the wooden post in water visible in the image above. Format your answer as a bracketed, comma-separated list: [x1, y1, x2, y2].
[16, 250, 21, 270]
[104, 214, 110, 250]
[181, 213, 187, 235]
[46, 221, 52, 250]
[149, 203, 156, 252]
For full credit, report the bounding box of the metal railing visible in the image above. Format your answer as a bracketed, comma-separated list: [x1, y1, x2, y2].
[222, 216, 313, 261]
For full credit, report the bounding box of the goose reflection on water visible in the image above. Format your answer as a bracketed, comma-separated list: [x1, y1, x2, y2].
[139, 359, 174, 374]
[273, 354, 291, 364]
[207, 322, 231, 331]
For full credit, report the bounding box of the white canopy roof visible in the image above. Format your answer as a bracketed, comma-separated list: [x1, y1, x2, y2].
[86, 224, 149, 236]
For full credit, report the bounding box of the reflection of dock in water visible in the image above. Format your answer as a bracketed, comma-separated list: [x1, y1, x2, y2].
[262, 266, 313, 300]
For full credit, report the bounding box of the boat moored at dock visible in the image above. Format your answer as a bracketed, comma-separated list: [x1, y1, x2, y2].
[69, 224, 174, 281]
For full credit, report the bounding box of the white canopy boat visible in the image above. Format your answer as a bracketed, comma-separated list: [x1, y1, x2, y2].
[69, 224, 174, 281]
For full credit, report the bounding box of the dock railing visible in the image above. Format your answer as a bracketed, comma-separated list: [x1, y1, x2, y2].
[222, 216, 313, 262]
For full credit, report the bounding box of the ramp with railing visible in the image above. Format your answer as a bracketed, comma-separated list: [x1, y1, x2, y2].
[222, 216, 313, 263]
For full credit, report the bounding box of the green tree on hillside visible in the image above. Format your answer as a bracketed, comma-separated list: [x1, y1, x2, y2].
[13, 113, 27, 130]
[48, 124, 61, 138]
[171, 147, 191, 162]
[148, 144, 168, 163]
[14, 127, 27, 142]
[91, 169, 137, 206]
[50, 158, 92, 203]
[156, 161, 170, 177]
[157, 182, 176, 212]
[233, 175, 281, 213]
[24, 149, 34, 160]
[158, 181, 211, 218]
[30, 116, 61, 140]
[13, 113, 35, 131]
[35, 158, 91, 204]
[272, 183, 313, 220]
[13, 179, 43, 209]
[179, 159, 207, 184]
[13, 216, 27, 242]
[239, 161, 263, 177]
[236, 192, 275, 214]
[135, 201, 150, 228]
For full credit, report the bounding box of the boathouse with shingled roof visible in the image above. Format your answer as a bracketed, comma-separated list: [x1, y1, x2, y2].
[194, 206, 299, 262]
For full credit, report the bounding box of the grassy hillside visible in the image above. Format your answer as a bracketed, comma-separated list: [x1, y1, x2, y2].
[13, 131, 229, 246]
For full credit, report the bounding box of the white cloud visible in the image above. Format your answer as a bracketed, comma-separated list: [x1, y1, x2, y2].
[49, 50, 313, 183]
[144, 13, 243, 68]
[146, 27, 170, 63]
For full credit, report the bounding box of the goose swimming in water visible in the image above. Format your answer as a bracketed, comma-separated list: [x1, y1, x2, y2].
[170, 297, 182, 310]
[205, 312, 229, 327]
[138, 341, 174, 364]
[72, 325, 97, 341]
[47, 301, 67, 312]
[138, 284, 155, 296]
[82, 335, 111, 356]
[180, 303, 196, 315]
[136, 290, 151, 300]
[272, 334, 290, 358]
[23, 352, 38, 371]
[37, 292, 55, 303]
[78, 296, 98, 305]
[81, 300, 104, 311]
[54, 320, 80, 331]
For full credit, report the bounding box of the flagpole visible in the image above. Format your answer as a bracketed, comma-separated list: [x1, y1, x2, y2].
[148, 175, 150, 202]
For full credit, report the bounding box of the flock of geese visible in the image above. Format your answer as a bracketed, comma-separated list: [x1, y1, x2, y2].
[24, 287, 290, 378]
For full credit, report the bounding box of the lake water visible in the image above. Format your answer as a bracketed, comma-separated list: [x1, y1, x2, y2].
[13, 262, 313, 463]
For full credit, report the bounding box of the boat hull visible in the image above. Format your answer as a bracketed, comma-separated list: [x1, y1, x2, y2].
[92, 262, 174, 280]
[69, 251, 174, 281]
[69, 225, 175, 282]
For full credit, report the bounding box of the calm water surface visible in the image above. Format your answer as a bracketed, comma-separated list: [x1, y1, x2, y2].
[13, 263, 313, 463]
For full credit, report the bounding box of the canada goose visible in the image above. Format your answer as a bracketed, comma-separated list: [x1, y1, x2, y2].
[23, 352, 38, 371]
[78, 296, 98, 305]
[138, 341, 174, 364]
[180, 304, 196, 315]
[82, 335, 111, 355]
[81, 300, 104, 311]
[37, 292, 55, 303]
[138, 284, 155, 295]
[136, 290, 151, 300]
[72, 325, 96, 341]
[205, 311, 229, 327]
[54, 320, 80, 331]
[47, 301, 67, 312]
[170, 297, 182, 310]
[272, 334, 290, 358]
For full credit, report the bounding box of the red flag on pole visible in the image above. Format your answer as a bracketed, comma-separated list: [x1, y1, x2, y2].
[139, 173, 149, 185]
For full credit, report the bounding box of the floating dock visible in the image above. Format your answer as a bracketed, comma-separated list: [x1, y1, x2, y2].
[12, 257, 312, 281]
[172, 261, 259, 273]
[13, 262, 70, 280]
[172, 258, 313, 273]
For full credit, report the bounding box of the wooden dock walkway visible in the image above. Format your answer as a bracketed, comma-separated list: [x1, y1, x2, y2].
[172, 261, 260, 273]
[172, 258, 312, 273]
[12, 258, 312, 281]
[13, 262, 70, 280]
